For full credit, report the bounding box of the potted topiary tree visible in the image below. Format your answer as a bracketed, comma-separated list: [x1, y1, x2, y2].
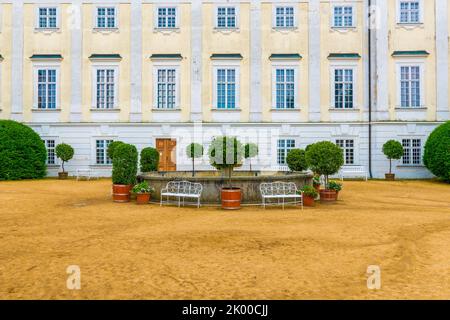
[209, 136, 244, 210]
[55, 143, 74, 180]
[107, 141, 124, 161]
[423, 121, 450, 182]
[132, 181, 154, 204]
[286, 149, 308, 172]
[186, 143, 204, 177]
[140, 147, 160, 172]
[382, 140, 404, 181]
[112, 143, 138, 202]
[305, 141, 344, 202]
[244, 143, 258, 174]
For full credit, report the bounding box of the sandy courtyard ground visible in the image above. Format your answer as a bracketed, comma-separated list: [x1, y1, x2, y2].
[0, 178, 449, 300]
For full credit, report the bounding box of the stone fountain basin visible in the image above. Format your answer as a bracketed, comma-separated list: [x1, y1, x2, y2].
[138, 171, 313, 204]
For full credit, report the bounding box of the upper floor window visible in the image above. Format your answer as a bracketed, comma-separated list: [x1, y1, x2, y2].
[333, 68, 354, 109]
[94, 68, 117, 109]
[216, 68, 237, 109]
[156, 68, 177, 109]
[274, 6, 295, 28]
[96, 7, 117, 28]
[38, 7, 58, 29]
[43, 139, 56, 165]
[274, 68, 296, 109]
[277, 139, 295, 166]
[402, 139, 422, 165]
[157, 7, 177, 28]
[36, 68, 58, 109]
[217, 7, 237, 29]
[96, 140, 113, 165]
[336, 139, 355, 165]
[399, 1, 421, 24]
[332, 6, 354, 28]
[400, 66, 421, 108]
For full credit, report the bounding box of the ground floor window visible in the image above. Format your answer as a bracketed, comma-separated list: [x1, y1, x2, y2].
[96, 139, 113, 165]
[336, 139, 355, 165]
[402, 138, 422, 165]
[277, 139, 295, 165]
[43, 139, 56, 165]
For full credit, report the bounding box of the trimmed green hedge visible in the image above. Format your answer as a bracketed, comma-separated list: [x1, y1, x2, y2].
[112, 143, 138, 185]
[305, 141, 344, 187]
[55, 143, 74, 173]
[0, 120, 47, 180]
[423, 121, 450, 181]
[140, 147, 159, 172]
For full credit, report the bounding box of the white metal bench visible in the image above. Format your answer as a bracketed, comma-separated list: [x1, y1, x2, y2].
[77, 169, 96, 181]
[160, 180, 203, 208]
[339, 166, 368, 181]
[260, 181, 303, 210]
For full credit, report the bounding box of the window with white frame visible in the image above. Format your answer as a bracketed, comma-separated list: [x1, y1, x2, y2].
[94, 68, 116, 109]
[399, 1, 421, 24]
[156, 68, 177, 109]
[216, 68, 237, 109]
[217, 7, 237, 28]
[277, 139, 295, 165]
[96, 6, 117, 28]
[399, 65, 421, 108]
[333, 6, 354, 28]
[96, 139, 113, 165]
[333, 68, 354, 109]
[36, 68, 58, 109]
[43, 139, 56, 165]
[336, 139, 355, 165]
[38, 7, 58, 28]
[274, 68, 296, 109]
[402, 138, 422, 165]
[274, 6, 295, 28]
[157, 7, 177, 28]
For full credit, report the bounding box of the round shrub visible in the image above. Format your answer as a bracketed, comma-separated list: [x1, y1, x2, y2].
[0, 120, 47, 180]
[382, 140, 403, 174]
[55, 143, 74, 173]
[286, 149, 308, 172]
[244, 143, 259, 171]
[305, 141, 344, 187]
[209, 136, 244, 187]
[423, 121, 450, 181]
[140, 147, 159, 172]
[186, 143, 204, 176]
[112, 143, 138, 185]
[107, 141, 124, 160]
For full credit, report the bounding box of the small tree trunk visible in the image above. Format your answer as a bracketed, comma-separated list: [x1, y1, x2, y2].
[192, 158, 195, 177]
[389, 158, 392, 174]
[249, 159, 252, 172]
[62, 161, 65, 173]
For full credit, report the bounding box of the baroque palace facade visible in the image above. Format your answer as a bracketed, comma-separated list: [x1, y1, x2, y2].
[0, 0, 449, 178]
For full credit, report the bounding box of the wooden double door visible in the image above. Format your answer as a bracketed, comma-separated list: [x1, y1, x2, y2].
[156, 139, 177, 172]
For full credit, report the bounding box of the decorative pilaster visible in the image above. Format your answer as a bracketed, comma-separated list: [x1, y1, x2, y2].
[190, 0, 203, 122]
[249, 0, 262, 122]
[436, 0, 449, 121]
[374, 0, 389, 120]
[69, 0, 83, 122]
[11, 1, 24, 121]
[129, 0, 143, 122]
[308, 0, 321, 122]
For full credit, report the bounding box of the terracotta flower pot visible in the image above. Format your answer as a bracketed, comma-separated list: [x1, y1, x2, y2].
[303, 195, 315, 207]
[58, 172, 68, 180]
[221, 187, 242, 210]
[319, 189, 338, 202]
[112, 184, 132, 203]
[385, 173, 395, 181]
[136, 193, 151, 205]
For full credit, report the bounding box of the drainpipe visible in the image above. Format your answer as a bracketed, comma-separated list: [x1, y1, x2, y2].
[368, 0, 373, 179]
